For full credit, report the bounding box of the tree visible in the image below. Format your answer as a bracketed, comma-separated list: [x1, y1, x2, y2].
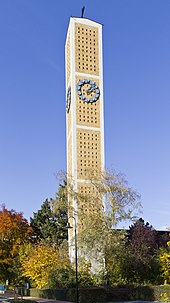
[53, 169, 141, 275]
[106, 219, 169, 285]
[51, 181, 68, 243]
[159, 241, 170, 284]
[30, 194, 67, 246]
[78, 170, 141, 264]
[120, 218, 162, 284]
[127, 218, 158, 255]
[0, 205, 32, 282]
[21, 243, 70, 288]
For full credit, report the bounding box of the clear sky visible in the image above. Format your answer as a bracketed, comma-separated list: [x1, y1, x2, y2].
[0, 0, 170, 230]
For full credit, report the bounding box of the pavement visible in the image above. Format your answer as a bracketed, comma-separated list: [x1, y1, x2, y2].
[0, 292, 168, 303]
[0, 293, 73, 303]
[24, 297, 72, 303]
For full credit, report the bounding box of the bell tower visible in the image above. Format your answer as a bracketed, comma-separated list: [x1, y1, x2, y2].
[65, 16, 105, 267]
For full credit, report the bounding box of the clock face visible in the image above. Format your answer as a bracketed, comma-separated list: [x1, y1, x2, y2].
[66, 86, 71, 113]
[76, 79, 100, 103]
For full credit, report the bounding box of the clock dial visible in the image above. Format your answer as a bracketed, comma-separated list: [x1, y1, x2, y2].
[76, 79, 100, 103]
[66, 86, 71, 113]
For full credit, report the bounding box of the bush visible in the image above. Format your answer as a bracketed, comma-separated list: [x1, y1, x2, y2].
[47, 268, 75, 288]
[47, 263, 99, 288]
[106, 285, 170, 302]
[30, 287, 107, 303]
[79, 287, 106, 303]
[29, 285, 170, 302]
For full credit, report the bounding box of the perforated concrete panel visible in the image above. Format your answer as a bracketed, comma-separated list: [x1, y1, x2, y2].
[75, 23, 99, 75]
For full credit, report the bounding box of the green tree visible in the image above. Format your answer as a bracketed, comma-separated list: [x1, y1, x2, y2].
[51, 181, 68, 243]
[110, 219, 162, 285]
[30, 194, 67, 245]
[53, 169, 141, 277]
[78, 170, 141, 265]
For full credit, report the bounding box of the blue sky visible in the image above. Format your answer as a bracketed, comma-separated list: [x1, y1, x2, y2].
[0, 0, 170, 229]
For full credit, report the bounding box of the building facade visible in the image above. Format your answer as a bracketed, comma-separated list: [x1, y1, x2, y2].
[65, 17, 105, 266]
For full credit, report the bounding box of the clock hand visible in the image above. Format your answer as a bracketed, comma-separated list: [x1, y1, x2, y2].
[86, 85, 96, 94]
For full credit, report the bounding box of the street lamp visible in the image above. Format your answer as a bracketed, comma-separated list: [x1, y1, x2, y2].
[66, 217, 79, 303]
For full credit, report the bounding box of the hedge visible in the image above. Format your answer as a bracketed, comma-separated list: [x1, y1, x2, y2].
[106, 285, 170, 302]
[30, 287, 107, 303]
[29, 285, 170, 302]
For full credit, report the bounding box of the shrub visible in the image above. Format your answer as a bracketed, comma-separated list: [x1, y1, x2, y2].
[30, 287, 107, 303]
[106, 285, 170, 302]
[47, 268, 75, 288]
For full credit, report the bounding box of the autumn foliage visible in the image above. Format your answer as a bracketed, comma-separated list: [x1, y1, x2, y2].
[21, 243, 70, 288]
[0, 205, 32, 281]
[159, 241, 170, 284]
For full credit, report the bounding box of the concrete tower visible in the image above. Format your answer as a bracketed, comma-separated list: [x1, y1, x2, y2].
[65, 16, 105, 267]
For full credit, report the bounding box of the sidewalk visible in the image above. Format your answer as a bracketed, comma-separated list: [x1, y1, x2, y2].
[0, 293, 73, 303]
[24, 297, 73, 303]
[0, 293, 167, 303]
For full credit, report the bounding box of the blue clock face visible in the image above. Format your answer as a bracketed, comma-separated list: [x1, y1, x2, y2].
[76, 79, 100, 103]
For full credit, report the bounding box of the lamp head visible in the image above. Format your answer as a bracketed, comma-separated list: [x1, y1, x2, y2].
[66, 222, 72, 229]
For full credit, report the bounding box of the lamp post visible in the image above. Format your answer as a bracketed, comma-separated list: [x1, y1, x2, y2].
[66, 217, 79, 303]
